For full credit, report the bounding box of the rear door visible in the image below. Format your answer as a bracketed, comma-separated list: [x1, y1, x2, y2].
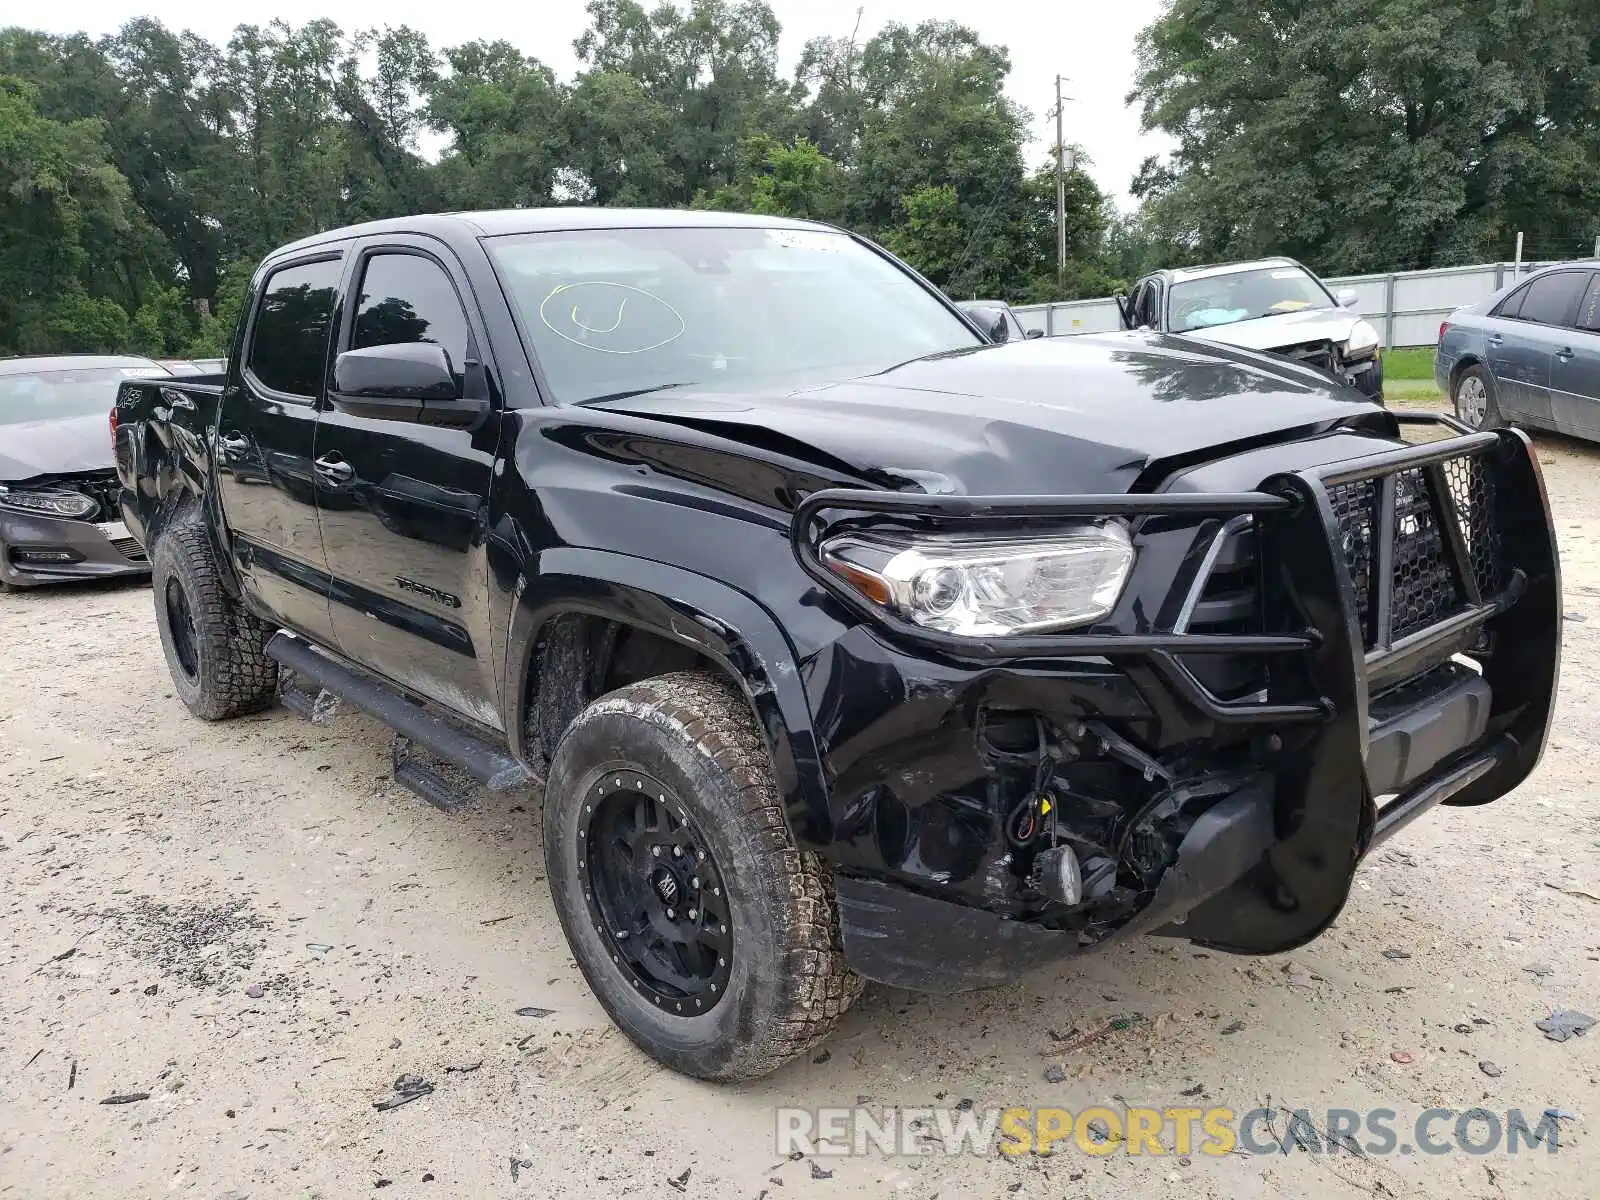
[1491, 269, 1590, 427]
[1550, 272, 1600, 437]
[313, 238, 504, 729]
[215, 254, 343, 640]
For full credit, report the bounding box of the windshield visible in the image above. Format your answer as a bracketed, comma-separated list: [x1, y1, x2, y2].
[486, 226, 984, 403]
[0, 365, 164, 427]
[1168, 266, 1334, 333]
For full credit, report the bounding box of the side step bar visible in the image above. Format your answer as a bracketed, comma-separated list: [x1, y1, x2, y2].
[265, 633, 533, 795]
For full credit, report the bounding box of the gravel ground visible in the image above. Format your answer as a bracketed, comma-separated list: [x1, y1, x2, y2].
[3, 428, 1598, 1199]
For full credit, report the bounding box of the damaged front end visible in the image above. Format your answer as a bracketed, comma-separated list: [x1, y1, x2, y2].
[792, 413, 1559, 991]
[0, 468, 149, 586]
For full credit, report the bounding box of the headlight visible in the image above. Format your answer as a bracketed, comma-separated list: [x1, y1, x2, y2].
[0, 485, 98, 519]
[1345, 319, 1381, 358]
[820, 522, 1134, 636]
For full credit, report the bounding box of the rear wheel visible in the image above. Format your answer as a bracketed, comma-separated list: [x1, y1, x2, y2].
[1452, 363, 1502, 431]
[543, 671, 860, 1080]
[151, 521, 277, 720]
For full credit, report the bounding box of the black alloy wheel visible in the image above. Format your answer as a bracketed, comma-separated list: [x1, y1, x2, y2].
[580, 768, 732, 1015]
[164, 576, 200, 680]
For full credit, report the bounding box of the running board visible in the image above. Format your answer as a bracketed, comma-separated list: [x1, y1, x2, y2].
[265, 632, 532, 794]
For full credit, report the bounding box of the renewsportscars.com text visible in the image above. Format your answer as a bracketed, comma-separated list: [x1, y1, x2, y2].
[776, 1105, 1567, 1158]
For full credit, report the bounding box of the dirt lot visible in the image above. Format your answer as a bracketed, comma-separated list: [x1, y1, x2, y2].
[3, 430, 1599, 1200]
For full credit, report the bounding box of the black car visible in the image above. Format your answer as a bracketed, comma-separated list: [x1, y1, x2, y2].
[115, 210, 1560, 1081]
[0, 354, 168, 590]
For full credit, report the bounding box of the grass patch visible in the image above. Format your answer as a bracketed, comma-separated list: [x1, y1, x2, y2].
[1383, 346, 1436, 380]
[1386, 377, 1446, 407]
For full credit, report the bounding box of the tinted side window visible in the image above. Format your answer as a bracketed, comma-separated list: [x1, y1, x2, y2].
[1576, 274, 1600, 332]
[1517, 271, 1588, 327]
[352, 253, 471, 386]
[248, 259, 341, 397]
[1494, 284, 1528, 319]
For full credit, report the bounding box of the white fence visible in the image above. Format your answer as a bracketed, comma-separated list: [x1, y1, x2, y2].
[1012, 260, 1594, 348]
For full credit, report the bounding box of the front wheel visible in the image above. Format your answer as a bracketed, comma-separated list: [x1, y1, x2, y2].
[1452, 363, 1502, 431]
[543, 671, 860, 1081]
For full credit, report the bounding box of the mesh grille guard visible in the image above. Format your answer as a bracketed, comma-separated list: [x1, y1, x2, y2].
[790, 411, 1548, 733]
[1326, 440, 1505, 653]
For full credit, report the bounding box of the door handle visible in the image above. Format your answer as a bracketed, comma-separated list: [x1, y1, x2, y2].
[1556, 347, 1575, 362]
[1487, 334, 1504, 347]
[314, 455, 355, 484]
[219, 433, 250, 454]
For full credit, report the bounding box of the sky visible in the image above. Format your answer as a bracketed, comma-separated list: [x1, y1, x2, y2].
[34, 0, 1176, 207]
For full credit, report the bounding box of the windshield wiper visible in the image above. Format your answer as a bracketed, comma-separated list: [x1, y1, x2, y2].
[577, 382, 697, 406]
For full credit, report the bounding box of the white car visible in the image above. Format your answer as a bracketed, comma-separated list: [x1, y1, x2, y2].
[1118, 258, 1385, 401]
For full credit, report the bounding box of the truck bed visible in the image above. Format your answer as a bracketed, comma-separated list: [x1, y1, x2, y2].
[113, 376, 225, 549]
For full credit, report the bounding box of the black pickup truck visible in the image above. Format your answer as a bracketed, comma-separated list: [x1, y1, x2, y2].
[115, 209, 1561, 1081]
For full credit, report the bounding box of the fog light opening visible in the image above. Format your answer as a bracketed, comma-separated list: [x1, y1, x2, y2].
[11, 547, 83, 566]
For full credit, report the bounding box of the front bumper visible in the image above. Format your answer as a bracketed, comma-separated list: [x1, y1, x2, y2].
[0, 508, 150, 588]
[794, 413, 1560, 989]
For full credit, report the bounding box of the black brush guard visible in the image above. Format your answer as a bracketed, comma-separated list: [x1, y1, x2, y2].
[794, 413, 1561, 956]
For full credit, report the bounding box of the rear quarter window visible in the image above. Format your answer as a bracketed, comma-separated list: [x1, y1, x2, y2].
[1493, 284, 1527, 320]
[247, 259, 342, 397]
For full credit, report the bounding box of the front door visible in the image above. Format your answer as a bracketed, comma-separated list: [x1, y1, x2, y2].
[215, 254, 343, 641]
[313, 240, 504, 729]
[1550, 273, 1600, 437]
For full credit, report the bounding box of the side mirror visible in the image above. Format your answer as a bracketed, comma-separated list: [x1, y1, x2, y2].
[1113, 293, 1133, 329]
[1024, 328, 1045, 340]
[958, 302, 1010, 344]
[1337, 287, 1360, 309]
[332, 343, 485, 428]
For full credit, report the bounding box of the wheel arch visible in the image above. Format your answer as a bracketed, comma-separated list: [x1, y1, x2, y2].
[1448, 352, 1485, 392]
[505, 547, 830, 848]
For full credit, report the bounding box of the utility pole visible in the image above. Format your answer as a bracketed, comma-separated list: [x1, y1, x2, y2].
[1055, 74, 1067, 288]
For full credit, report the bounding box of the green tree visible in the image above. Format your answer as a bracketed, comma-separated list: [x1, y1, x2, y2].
[186, 261, 251, 357]
[842, 21, 1033, 298]
[881, 185, 964, 283]
[1015, 161, 1125, 302]
[130, 286, 195, 355]
[0, 10, 1123, 348]
[0, 75, 142, 354]
[574, 0, 796, 205]
[561, 69, 681, 204]
[426, 40, 567, 208]
[694, 135, 841, 219]
[1132, 0, 1600, 272]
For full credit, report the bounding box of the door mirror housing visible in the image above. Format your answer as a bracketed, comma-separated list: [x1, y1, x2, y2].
[1113, 292, 1133, 329]
[331, 343, 486, 428]
[958, 302, 1010, 344]
[335, 342, 458, 401]
[1024, 327, 1046, 340]
[1337, 287, 1361, 309]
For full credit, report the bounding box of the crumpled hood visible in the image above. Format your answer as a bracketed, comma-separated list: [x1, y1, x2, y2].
[1180, 306, 1365, 353]
[592, 331, 1382, 496]
[0, 415, 114, 482]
